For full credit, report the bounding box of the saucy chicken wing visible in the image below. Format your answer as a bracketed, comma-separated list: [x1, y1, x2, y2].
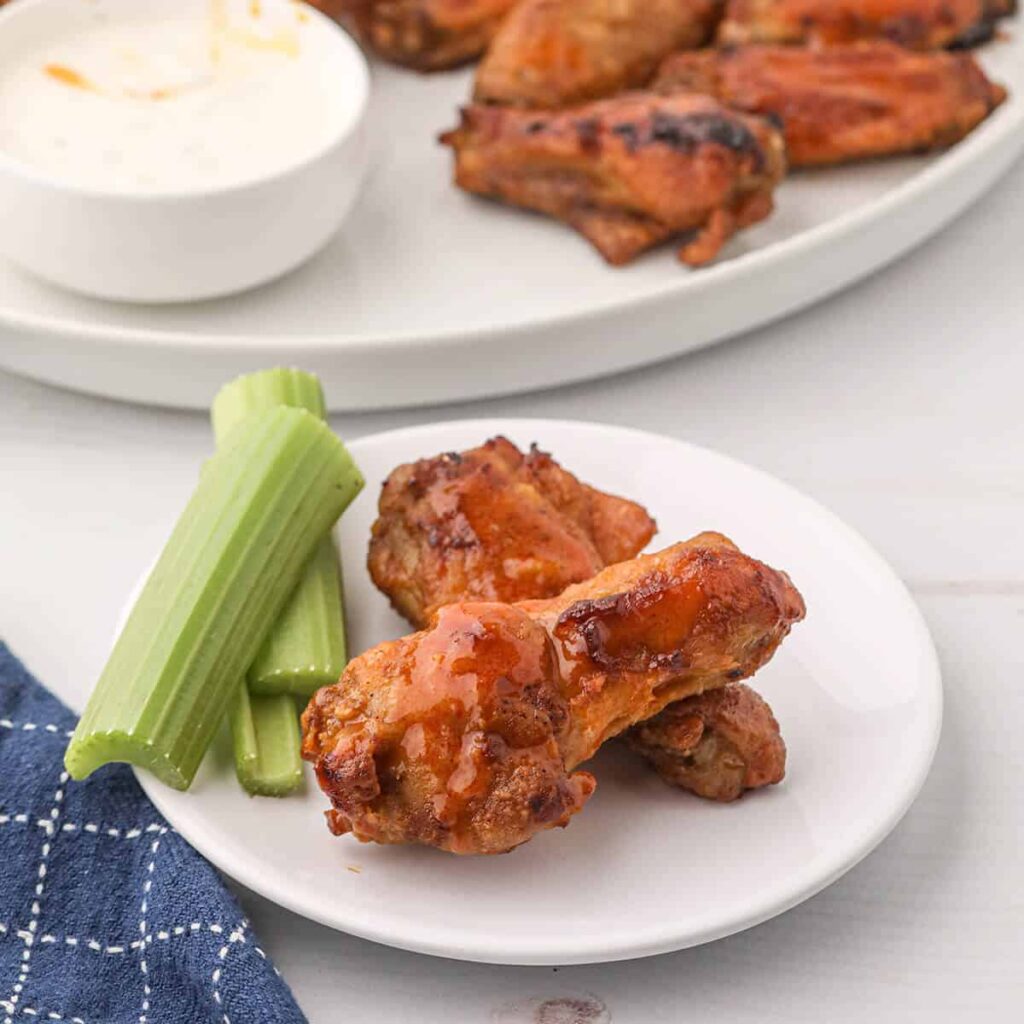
[473, 0, 724, 109]
[308, 0, 518, 70]
[654, 42, 1006, 167]
[716, 0, 1017, 49]
[440, 93, 785, 267]
[303, 533, 806, 853]
[625, 683, 786, 800]
[368, 436, 656, 628]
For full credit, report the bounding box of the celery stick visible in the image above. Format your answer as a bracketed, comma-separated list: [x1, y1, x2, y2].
[212, 368, 359, 697]
[65, 406, 364, 790]
[247, 539, 347, 696]
[212, 367, 326, 439]
[230, 688, 303, 797]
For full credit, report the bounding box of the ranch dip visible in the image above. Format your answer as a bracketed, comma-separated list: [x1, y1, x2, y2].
[0, 1, 351, 192]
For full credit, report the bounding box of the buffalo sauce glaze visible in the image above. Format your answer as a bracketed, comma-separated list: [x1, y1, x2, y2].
[418, 450, 604, 602]
[383, 603, 572, 852]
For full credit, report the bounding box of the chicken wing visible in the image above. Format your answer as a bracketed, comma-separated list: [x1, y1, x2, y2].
[624, 683, 786, 800]
[302, 533, 806, 853]
[308, 0, 518, 70]
[716, 0, 1017, 49]
[440, 93, 785, 267]
[368, 436, 656, 628]
[654, 42, 1006, 167]
[473, 0, 724, 109]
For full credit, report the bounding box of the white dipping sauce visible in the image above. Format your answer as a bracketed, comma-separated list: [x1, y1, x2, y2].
[0, 1, 350, 192]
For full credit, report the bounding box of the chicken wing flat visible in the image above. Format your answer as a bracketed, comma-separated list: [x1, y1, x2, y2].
[308, 0, 518, 70]
[716, 0, 1017, 49]
[473, 0, 724, 109]
[440, 93, 785, 267]
[624, 683, 786, 800]
[654, 42, 1007, 167]
[302, 533, 805, 853]
[368, 436, 656, 629]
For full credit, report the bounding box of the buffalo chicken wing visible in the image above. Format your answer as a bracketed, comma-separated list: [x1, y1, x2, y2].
[368, 436, 656, 628]
[441, 93, 786, 266]
[654, 42, 1006, 167]
[625, 683, 786, 800]
[303, 534, 806, 853]
[716, 0, 1017, 49]
[474, 0, 724, 109]
[309, 0, 519, 70]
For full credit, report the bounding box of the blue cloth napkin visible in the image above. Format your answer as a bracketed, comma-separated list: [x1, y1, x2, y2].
[0, 643, 307, 1024]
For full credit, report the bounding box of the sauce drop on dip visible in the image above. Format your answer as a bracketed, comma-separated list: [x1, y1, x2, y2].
[0, 1, 352, 192]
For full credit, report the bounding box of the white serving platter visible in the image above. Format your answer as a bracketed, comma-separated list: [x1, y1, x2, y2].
[131, 420, 942, 965]
[0, 31, 1020, 410]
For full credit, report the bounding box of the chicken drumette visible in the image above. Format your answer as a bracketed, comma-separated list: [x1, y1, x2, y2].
[303, 534, 806, 854]
[654, 42, 1006, 167]
[473, 0, 724, 109]
[441, 93, 785, 267]
[368, 436, 656, 629]
[308, 0, 518, 70]
[625, 683, 786, 800]
[716, 0, 1017, 49]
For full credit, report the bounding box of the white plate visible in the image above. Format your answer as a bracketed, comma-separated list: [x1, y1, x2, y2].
[0, 33, 1021, 410]
[131, 419, 942, 965]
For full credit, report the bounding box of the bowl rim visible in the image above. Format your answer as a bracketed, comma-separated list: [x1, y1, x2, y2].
[0, 0, 370, 202]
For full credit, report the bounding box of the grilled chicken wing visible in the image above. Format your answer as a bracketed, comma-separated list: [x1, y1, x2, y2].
[440, 93, 785, 266]
[309, 0, 518, 70]
[473, 0, 724, 109]
[625, 683, 786, 800]
[716, 0, 1017, 49]
[654, 42, 1006, 167]
[368, 437, 656, 629]
[303, 533, 806, 854]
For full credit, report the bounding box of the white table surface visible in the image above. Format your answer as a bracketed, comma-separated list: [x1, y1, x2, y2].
[2, 158, 1023, 1023]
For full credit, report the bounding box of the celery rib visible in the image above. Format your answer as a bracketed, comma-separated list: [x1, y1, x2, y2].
[64, 406, 362, 790]
[213, 368, 360, 697]
[230, 688, 303, 797]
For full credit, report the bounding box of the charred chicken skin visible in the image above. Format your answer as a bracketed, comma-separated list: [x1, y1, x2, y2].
[625, 682, 786, 800]
[473, 0, 724, 109]
[368, 436, 657, 629]
[440, 93, 786, 266]
[309, 0, 519, 70]
[303, 533, 806, 854]
[654, 42, 1006, 167]
[716, 0, 1017, 50]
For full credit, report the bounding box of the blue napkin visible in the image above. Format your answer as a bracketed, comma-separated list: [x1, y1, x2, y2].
[0, 643, 307, 1024]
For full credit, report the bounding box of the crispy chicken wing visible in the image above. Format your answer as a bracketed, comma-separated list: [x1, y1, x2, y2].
[440, 93, 785, 266]
[368, 437, 656, 629]
[308, 0, 518, 70]
[624, 682, 786, 800]
[716, 0, 1017, 49]
[654, 42, 1006, 167]
[473, 0, 724, 109]
[303, 534, 806, 853]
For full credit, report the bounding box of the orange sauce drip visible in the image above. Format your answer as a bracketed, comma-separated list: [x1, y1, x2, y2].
[44, 64, 95, 91]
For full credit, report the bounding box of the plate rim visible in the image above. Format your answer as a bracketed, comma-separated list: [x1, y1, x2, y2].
[135, 417, 944, 965]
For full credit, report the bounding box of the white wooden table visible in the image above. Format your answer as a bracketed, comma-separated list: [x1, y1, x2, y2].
[2, 159, 1022, 1023]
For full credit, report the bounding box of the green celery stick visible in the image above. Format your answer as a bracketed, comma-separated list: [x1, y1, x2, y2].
[65, 406, 363, 790]
[246, 540, 347, 696]
[212, 368, 360, 697]
[230, 687, 303, 797]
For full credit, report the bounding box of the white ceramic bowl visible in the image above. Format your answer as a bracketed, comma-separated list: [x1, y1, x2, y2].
[0, 0, 369, 303]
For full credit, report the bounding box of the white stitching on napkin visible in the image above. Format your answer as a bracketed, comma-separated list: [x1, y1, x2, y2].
[210, 921, 248, 1024]
[2, 773, 68, 1024]
[136, 836, 161, 1024]
[0, 721, 74, 739]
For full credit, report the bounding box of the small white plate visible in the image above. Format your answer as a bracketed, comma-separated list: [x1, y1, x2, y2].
[133, 420, 942, 965]
[0, 32, 1022, 409]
